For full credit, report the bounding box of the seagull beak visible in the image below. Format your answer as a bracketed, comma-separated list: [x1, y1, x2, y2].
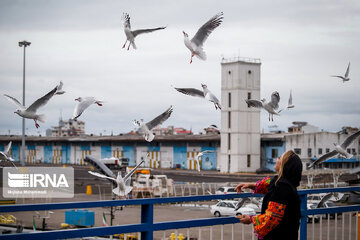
[75, 98, 79, 101]
[182, 31, 186, 36]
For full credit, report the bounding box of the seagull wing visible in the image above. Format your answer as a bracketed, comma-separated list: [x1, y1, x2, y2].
[132, 27, 166, 38]
[345, 62, 350, 78]
[124, 160, 144, 182]
[122, 12, 131, 29]
[331, 75, 345, 80]
[145, 106, 173, 130]
[288, 90, 293, 106]
[268, 91, 280, 110]
[4, 141, 12, 156]
[317, 193, 334, 208]
[201, 150, 216, 154]
[3, 94, 26, 110]
[174, 87, 205, 98]
[341, 130, 360, 149]
[88, 171, 116, 183]
[245, 99, 263, 109]
[72, 97, 95, 120]
[235, 198, 250, 211]
[308, 150, 338, 168]
[26, 86, 57, 112]
[191, 12, 223, 47]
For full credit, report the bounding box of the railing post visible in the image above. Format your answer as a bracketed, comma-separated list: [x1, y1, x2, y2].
[141, 204, 154, 240]
[299, 193, 307, 240]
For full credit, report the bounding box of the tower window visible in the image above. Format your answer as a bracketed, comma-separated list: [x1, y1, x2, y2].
[228, 92, 231, 108]
[247, 155, 251, 167]
[228, 111, 231, 129]
[247, 92, 252, 108]
[228, 133, 231, 150]
[248, 70, 252, 74]
[228, 70, 231, 75]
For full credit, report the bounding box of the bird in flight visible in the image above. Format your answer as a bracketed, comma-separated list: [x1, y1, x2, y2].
[174, 84, 222, 110]
[331, 62, 351, 82]
[4, 82, 63, 128]
[195, 150, 216, 172]
[0, 141, 17, 168]
[72, 97, 103, 120]
[88, 160, 144, 197]
[122, 12, 166, 50]
[183, 12, 224, 64]
[246, 91, 280, 121]
[133, 106, 173, 142]
[308, 130, 360, 169]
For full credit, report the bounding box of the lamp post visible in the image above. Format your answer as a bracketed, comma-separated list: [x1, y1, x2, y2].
[19, 40, 31, 166]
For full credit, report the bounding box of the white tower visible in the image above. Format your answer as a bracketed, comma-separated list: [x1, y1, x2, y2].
[220, 57, 261, 173]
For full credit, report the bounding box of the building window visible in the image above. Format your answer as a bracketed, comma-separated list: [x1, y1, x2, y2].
[248, 70, 252, 74]
[247, 155, 251, 168]
[271, 149, 278, 158]
[228, 155, 231, 173]
[352, 149, 356, 155]
[247, 92, 252, 108]
[228, 111, 231, 129]
[308, 148, 312, 157]
[294, 148, 301, 155]
[326, 148, 330, 153]
[318, 148, 323, 155]
[347, 148, 351, 154]
[228, 133, 231, 150]
[228, 92, 231, 108]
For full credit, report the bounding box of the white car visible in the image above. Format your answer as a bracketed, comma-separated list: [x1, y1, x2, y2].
[215, 187, 237, 194]
[210, 200, 256, 217]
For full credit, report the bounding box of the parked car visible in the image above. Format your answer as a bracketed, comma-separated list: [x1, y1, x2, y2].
[256, 167, 275, 174]
[215, 187, 237, 195]
[210, 200, 256, 217]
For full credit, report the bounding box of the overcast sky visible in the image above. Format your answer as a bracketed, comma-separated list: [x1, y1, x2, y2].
[0, 0, 359, 136]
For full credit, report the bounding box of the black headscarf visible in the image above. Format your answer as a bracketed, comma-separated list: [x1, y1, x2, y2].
[260, 152, 303, 240]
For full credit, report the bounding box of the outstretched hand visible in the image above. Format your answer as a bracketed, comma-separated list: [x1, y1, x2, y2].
[235, 183, 256, 193]
[236, 214, 252, 224]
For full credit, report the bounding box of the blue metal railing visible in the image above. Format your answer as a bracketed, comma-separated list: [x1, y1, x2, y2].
[0, 187, 360, 240]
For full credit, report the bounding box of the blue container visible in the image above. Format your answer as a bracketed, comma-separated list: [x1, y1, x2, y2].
[65, 209, 94, 227]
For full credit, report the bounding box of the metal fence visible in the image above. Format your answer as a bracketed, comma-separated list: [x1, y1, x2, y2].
[0, 186, 360, 240]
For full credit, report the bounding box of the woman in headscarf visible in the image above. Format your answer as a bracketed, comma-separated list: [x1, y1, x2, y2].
[235, 150, 303, 240]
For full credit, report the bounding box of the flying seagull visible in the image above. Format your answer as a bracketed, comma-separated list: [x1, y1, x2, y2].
[308, 130, 360, 169]
[183, 12, 223, 63]
[174, 84, 222, 110]
[4, 82, 63, 128]
[245, 91, 280, 121]
[331, 62, 350, 82]
[0, 141, 17, 169]
[122, 12, 166, 50]
[72, 97, 103, 120]
[88, 160, 144, 197]
[195, 150, 216, 172]
[133, 106, 173, 142]
[278, 90, 294, 113]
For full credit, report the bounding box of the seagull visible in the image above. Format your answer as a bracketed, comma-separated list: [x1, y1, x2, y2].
[88, 160, 144, 197]
[174, 84, 222, 110]
[4, 82, 63, 128]
[331, 62, 350, 82]
[195, 150, 216, 172]
[183, 12, 223, 64]
[122, 12, 166, 50]
[308, 130, 360, 169]
[245, 91, 280, 121]
[72, 97, 103, 120]
[278, 90, 294, 113]
[133, 106, 173, 142]
[0, 141, 17, 169]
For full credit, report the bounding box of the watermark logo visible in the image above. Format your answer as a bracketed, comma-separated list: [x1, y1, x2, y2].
[3, 167, 74, 198]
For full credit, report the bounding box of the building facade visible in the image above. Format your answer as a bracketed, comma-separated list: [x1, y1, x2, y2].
[220, 57, 261, 173]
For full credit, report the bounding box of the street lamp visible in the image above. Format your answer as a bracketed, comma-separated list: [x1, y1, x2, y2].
[19, 40, 31, 166]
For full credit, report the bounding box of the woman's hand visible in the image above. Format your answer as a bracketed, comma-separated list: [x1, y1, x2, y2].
[236, 214, 252, 224]
[235, 183, 256, 193]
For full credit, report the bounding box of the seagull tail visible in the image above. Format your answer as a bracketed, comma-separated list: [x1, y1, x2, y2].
[195, 48, 207, 61]
[37, 114, 46, 123]
[131, 41, 137, 50]
[145, 133, 155, 142]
